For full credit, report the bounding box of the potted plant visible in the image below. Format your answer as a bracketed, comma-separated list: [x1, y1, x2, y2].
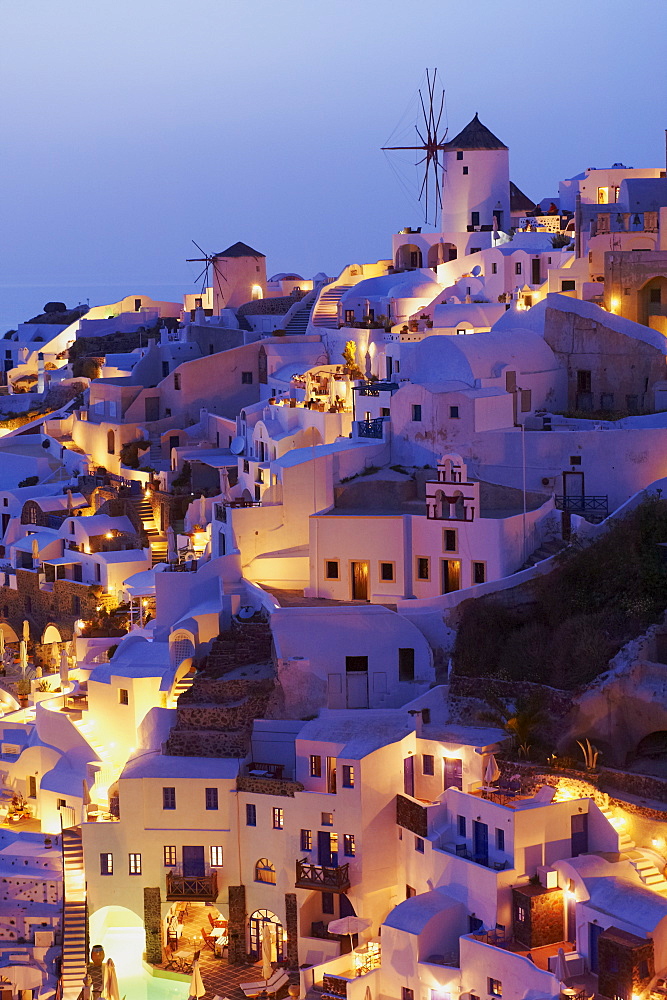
[17, 677, 30, 707]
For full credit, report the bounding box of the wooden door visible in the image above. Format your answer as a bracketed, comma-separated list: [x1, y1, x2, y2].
[351, 561, 369, 600]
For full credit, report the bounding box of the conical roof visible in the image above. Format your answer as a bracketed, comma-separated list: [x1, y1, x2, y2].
[443, 113, 508, 151]
[215, 241, 265, 258]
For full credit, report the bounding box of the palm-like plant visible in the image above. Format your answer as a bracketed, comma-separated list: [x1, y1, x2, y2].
[478, 692, 548, 760]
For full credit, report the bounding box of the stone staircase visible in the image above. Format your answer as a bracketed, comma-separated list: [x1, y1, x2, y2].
[61, 828, 87, 999]
[519, 536, 568, 571]
[284, 296, 315, 335]
[311, 284, 353, 328]
[168, 665, 197, 708]
[600, 805, 667, 892]
[129, 494, 167, 566]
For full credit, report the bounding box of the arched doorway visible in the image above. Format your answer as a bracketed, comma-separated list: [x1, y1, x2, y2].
[107, 430, 115, 456]
[249, 910, 284, 962]
[0, 621, 19, 643]
[395, 244, 423, 269]
[42, 624, 62, 644]
[427, 243, 457, 270]
[639, 275, 667, 329]
[89, 905, 144, 980]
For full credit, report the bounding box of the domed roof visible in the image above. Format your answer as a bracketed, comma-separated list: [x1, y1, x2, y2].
[402, 329, 557, 386]
[340, 270, 440, 303]
[269, 272, 304, 282]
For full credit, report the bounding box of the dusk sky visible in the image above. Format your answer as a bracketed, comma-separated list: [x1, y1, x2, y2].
[2, 0, 666, 322]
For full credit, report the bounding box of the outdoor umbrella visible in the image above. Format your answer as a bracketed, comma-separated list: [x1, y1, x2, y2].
[483, 753, 500, 786]
[553, 947, 569, 985]
[19, 639, 28, 677]
[31, 537, 39, 564]
[60, 645, 69, 688]
[327, 916, 372, 951]
[51, 641, 59, 671]
[0, 628, 5, 662]
[189, 956, 206, 1000]
[22, 620, 29, 642]
[219, 467, 232, 501]
[167, 525, 177, 562]
[103, 957, 121, 1000]
[262, 922, 273, 981]
[199, 494, 207, 525]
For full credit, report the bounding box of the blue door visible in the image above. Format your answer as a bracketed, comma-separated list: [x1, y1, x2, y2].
[182, 845, 205, 876]
[571, 814, 589, 857]
[473, 820, 489, 866]
[317, 831, 337, 867]
[404, 756, 415, 797]
[589, 922, 603, 973]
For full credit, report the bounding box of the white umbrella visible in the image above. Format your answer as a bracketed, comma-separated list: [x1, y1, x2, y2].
[103, 957, 121, 1000]
[553, 946, 569, 985]
[22, 620, 29, 642]
[19, 639, 28, 677]
[31, 537, 39, 563]
[167, 525, 177, 562]
[189, 956, 205, 999]
[262, 922, 273, 981]
[199, 494, 207, 525]
[51, 641, 59, 671]
[0, 628, 4, 661]
[327, 915, 372, 951]
[60, 645, 69, 687]
[483, 753, 500, 786]
[219, 467, 232, 501]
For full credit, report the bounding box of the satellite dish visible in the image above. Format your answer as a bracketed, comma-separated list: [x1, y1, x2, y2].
[230, 436, 245, 455]
[237, 606, 257, 620]
[471, 265, 482, 277]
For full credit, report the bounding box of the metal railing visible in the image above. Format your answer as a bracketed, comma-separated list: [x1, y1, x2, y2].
[555, 495, 608, 517]
[295, 859, 350, 892]
[356, 417, 386, 439]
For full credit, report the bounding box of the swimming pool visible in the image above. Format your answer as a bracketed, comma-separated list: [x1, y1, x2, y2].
[96, 927, 189, 1000]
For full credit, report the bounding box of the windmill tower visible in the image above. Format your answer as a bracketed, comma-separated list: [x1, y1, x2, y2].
[440, 113, 510, 236]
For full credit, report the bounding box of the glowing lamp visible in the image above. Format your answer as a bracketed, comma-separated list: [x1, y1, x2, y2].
[610, 296, 621, 312]
[105, 532, 113, 539]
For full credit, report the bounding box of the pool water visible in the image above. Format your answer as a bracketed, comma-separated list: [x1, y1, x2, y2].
[96, 928, 189, 1000]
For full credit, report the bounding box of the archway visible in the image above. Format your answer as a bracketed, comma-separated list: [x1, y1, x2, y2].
[639, 275, 667, 328]
[169, 631, 195, 668]
[107, 430, 115, 456]
[89, 905, 145, 981]
[249, 909, 284, 962]
[427, 243, 457, 270]
[0, 621, 19, 643]
[395, 244, 423, 269]
[42, 624, 62, 645]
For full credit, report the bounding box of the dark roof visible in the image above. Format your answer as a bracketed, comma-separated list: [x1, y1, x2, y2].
[215, 241, 265, 259]
[443, 113, 508, 151]
[510, 181, 536, 213]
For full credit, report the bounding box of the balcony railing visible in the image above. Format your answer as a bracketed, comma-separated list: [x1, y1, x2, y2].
[166, 866, 218, 901]
[356, 417, 386, 439]
[295, 859, 350, 892]
[555, 495, 608, 521]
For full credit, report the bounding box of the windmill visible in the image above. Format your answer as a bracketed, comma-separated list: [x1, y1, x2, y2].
[382, 68, 448, 227]
[186, 241, 228, 313]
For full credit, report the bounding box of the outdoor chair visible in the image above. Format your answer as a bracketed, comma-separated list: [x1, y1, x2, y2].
[201, 926, 216, 951]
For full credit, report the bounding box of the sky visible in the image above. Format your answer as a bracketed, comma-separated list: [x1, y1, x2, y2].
[1, 0, 666, 322]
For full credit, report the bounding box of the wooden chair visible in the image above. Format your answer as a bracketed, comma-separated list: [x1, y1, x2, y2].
[201, 926, 216, 952]
[208, 913, 216, 928]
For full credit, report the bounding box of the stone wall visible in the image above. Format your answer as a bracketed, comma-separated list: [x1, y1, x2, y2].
[237, 776, 304, 798]
[165, 729, 249, 758]
[228, 884, 246, 965]
[512, 885, 564, 949]
[0, 569, 98, 643]
[322, 974, 347, 997]
[598, 926, 654, 1000]
[143, 886, 162, 965]
[396, 794, 427, 837]
[284, 893, 298, 969]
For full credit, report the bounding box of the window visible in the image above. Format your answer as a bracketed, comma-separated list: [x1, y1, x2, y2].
[516, 904, 526, 923]
[406, 884, 416, 898]
[301, 829, 312, 851]
[416, 557, 429, 581]
[205, 787, 218, 810]
[415, 836, 424, 853]
[346, 656, 368, 672]
[473, 562, 486, 585]
[344, 309, 355, 324]
[243, 459, 250, 474]
[380, 561, 394, 582]
[272, 807, 284, 829]
[470, 248, 481, 255]
[100, 853, 113, 875]
[343, 834, 356, 856]
[412, 404, 422, 421]
[488, 980, 502, 997]
[309, 755, 322, 778]
[163, 846, 177, 867]
[456, 151, 463, 160]
[342, 765, 355, 788]
[119, 689, 128, 705]
[471, 212, 479, 227]
[129, 853, 142, 875]
[569, 455, 582, 466]
[422, 754, 434, 775]
[403, 988, 415, 1000]
[322, 892, 335, 914]
[650, 288, 662, 304]
[246, 803, 257, 826]
[174, 373, 181, 390]
[255, 858, 276, 883]
[457, 815, 466, 837]
[495, 828, 505, 851]
[444, 529, 457, 552]
[241, 372, 253, 384]
[398, 647, 415, 682]
[321, 812, 333, 826]
[462, 166, 468, 175]
[561, 279, 576, 291]
[162, 787, 176, 810]
[449, 405, 459, 419]
[576, 370, 591, 393]
[444, 758, 462, 790]
[28, 776, 36, 798]
[521, 389, 531, 412]
[325, 560, 339, 580]
[422, 708, 431, 724]
[515, 262, 522, 275]
[57, 799, 67, 810]
[491, 262, 497, 274]
[210, 845, 224, 867]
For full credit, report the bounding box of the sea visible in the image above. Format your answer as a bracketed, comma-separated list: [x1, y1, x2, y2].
[0, 282, 189, 333]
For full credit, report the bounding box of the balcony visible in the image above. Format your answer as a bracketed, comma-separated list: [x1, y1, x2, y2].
[355, 417, 386, 439]
[166, 865, 218, 902]
[555, 495, 608, 523]
[295, 859, 350, 893]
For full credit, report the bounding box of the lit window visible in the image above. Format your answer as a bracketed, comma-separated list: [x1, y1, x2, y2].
[321, 812, 333, 826]
[343, 834, 356, 857]
[246, 803, 256, 826]
[310, 755, 322, 778]
[162, 787, 176, 810]
[342, 765, 355, 788]
[403, 989, 414, 1000]
[205, 787, 219, 811]
[163, 846, 176, 867]
[273, 807, 284, 829]
[301, 829, 312, 851]
[100, 853, 113, 875]
[488, 979, 502, 997]
[255, 858, 276, 883]
[129, 853, 142, 875]
[422, 754, 434, 776]
[516, 904, 526, 922]
[210, 845, 224, 867]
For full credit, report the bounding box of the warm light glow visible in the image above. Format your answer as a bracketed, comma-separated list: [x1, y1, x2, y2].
[144, 490, 151, 499]
[610, 296, 621, 313]
[105, 532, 113, 539]
[252, 284, 264, 300]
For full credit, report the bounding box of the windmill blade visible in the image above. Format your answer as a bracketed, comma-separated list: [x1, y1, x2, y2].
[191, 240, 209, 258]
